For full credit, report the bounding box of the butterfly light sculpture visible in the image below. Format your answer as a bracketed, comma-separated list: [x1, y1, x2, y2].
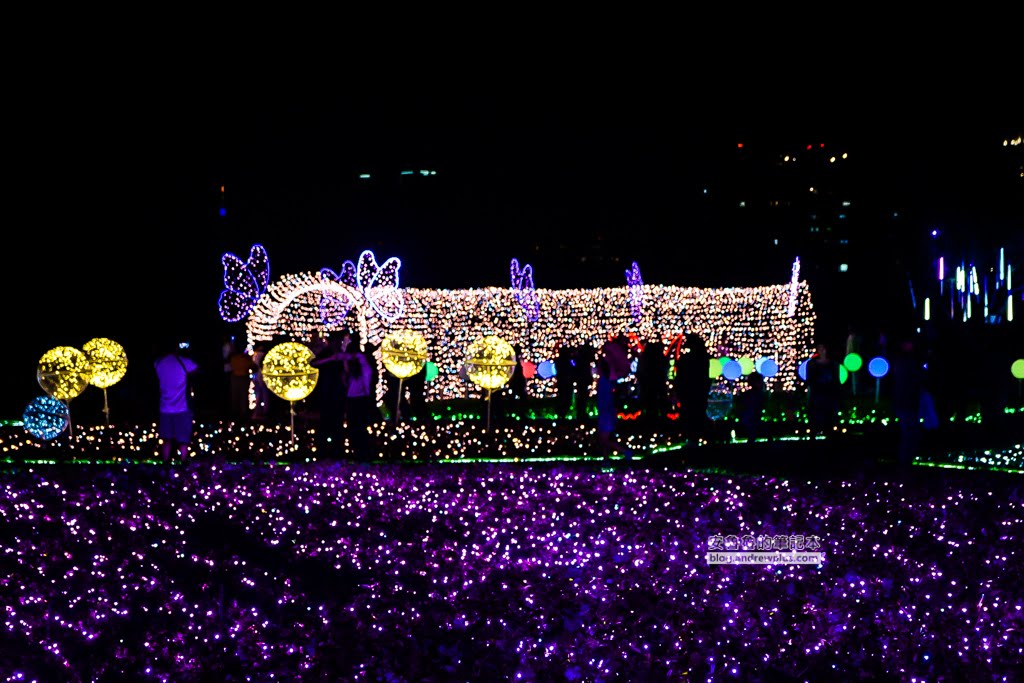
[218, 244, 270, 322]
[510, 258, 540, 322]
[320, 250, 405, 323]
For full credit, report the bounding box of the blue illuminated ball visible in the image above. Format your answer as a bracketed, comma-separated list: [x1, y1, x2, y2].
[868, 357, 889, 378]
[722, 360, 742, 381]
[759, 358, 779, 378]
[23, 396, 69, 440]
[798, 359, 810, 381]
[537, 360, 557, 379]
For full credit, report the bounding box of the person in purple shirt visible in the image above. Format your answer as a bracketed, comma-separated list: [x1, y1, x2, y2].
[154, 340, 199, 464]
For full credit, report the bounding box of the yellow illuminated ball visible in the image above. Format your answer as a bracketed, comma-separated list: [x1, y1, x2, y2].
[262, 342, 319, 402]
[83, 337, 128, 389]
[464, 335, 516, 390]
[37, 346, 91, 401]
[381, 330, 429, 379]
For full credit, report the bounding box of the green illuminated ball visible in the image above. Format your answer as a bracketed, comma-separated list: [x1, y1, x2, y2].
[738, 356, 755, 375]
[424, 361, 439, 382]
[839, 365, 849, 385]
[1011, 359, 1024, 380]
[843, 353, 863, 373]
[708, 358, 722, 379]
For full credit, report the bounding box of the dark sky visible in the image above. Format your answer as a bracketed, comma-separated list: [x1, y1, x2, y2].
[3, 88, 1020, 419]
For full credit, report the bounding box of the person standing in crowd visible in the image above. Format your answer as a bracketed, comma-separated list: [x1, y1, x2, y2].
[554, 342, 576, 419]
[890, 335, 924, 468]
[251, 343, 270, 420]
[806, 342, 841, 435]
[310, 332, 350, 459]
[342, 335, 377, 461]
[636, 339, 669, 427]
[228, 341, 256, 422]
[155, 339, 199, 465]
[595, 335, 632, 460]
[674, 333, 712, 443]
[737, 371, 767, 440]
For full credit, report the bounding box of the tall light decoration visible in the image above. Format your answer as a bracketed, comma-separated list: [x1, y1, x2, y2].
[788, 257, 801, 317]
[37, 346, 90, 437]
[510, 258, 540, 322]
[625, 261, 643, 322]
[83, 337, 128, 425]
[261, 342, 318, 446]
[381, 329, 429, 422]
[464, 335, 516, 431]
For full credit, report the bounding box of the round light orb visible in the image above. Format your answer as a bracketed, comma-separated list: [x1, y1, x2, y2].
[521, 360, 537, 379]
[381, 329, 428, 379]
[843, 352, 863, 373]
[262, 342, 319, 402]
[464, 335, 517, 390]
[83, 337, 128, 389]
[738, 356, 755, 375]
[23, 395, 69, 440]
[722, 360, 742, 381]
[1012, 359, 1024, 380]
[839, 365, 849, 385]
[868, 357, 889, 378]
[424, 361, 439, 382]
[537, 360, 556, 379]
[798, 359, 810, 381]
[708, 358, 722, 379]
[759, 358, 779, 378]
[37, 346, 91, 401]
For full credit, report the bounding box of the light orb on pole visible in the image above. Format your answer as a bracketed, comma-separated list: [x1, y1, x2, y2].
[37, 346, 90, 437]
[381, 329, 429, 422]
[464, 335, 516, 430]
[83, 337, 128, 425]
[262, 342, 319, 446]
[23, 395, 70, 441]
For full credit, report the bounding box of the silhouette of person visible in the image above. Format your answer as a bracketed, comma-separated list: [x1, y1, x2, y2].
[595, 336, 631, 459]
[675, 333, 712, 442]
[890, 336, 924, 467]
[636, 340, 669, 427]
[310, 331, 350, 459]
[154, 339, 199, 465]
[342, 337, 377, 461]
[554, 342, 576, 419]
[737, 371, 766, 440]
[806, 342, 841, 435]
[251, 344, 271, 420]
[227, 342, 256, 422]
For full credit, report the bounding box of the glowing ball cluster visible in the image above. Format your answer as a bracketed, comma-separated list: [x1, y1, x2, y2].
[464, 335, 517, 390]
[83, 337, 128, 389]
[381, 330, 429, 379]
[37, 346, 91, 401]
[262, 342, 319, 402]
[22, 395, 69, 440]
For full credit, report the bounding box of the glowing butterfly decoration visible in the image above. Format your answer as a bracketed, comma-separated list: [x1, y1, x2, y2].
[319, 259, 359, 325]
[219, 244, 270, 322]
[510, 258, 540, 322]
[625, 261, 643, 321]
[357, 250, 404, 322]
[788, 256, 801, 317]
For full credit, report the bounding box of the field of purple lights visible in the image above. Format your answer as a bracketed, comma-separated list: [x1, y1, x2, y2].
[1, 459, 1022, 683]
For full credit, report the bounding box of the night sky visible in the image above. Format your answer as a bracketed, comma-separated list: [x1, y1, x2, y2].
[3, 88, 1020, 420]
